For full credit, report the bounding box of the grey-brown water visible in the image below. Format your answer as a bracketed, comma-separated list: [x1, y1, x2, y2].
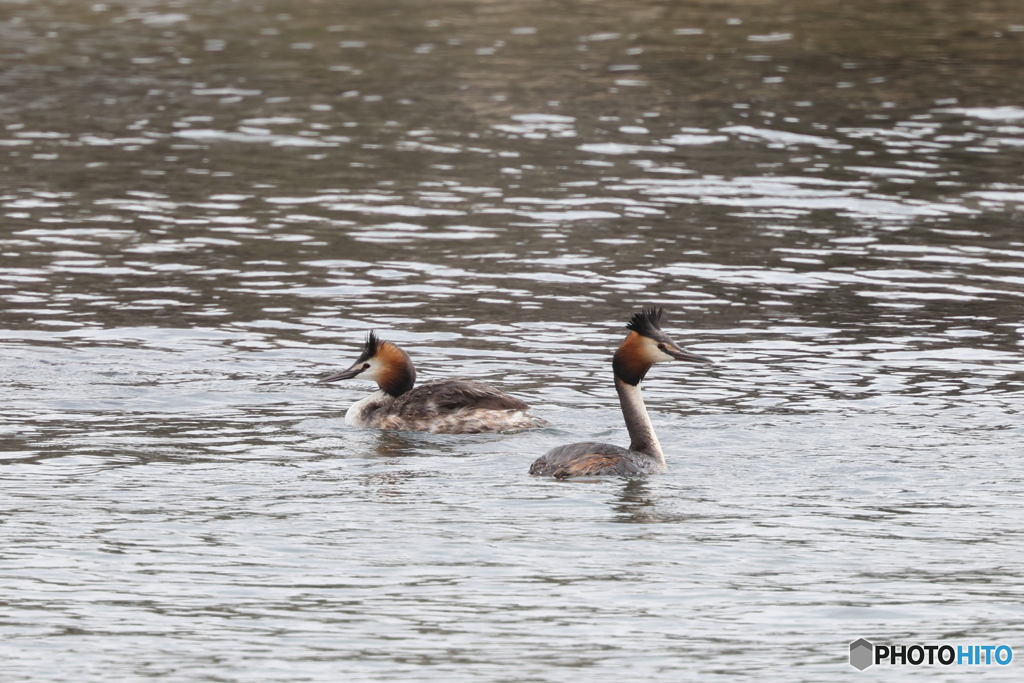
[2, 1, 1024, 681]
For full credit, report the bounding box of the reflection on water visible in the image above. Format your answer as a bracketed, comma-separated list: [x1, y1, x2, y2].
[2, 0, 1024, 681]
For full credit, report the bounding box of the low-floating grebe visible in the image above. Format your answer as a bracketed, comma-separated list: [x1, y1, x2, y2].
[530, 308, 711, 479]
[319, 331, 549, 434]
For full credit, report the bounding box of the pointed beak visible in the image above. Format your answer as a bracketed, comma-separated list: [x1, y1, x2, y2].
[666, 346, 713, 364]
[318, 365, 363, 383]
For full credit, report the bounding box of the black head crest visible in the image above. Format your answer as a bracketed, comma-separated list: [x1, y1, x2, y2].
[625, 307, 664, 338]
[357, 330, 383, 363]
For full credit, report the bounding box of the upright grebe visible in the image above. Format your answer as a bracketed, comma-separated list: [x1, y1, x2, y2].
[319, 331, 549, 434]
[530, 308, 711, 479]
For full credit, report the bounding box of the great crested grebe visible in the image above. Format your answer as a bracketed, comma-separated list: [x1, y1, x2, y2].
[319, 331, 549, 434]
[530, 308, 711, 479]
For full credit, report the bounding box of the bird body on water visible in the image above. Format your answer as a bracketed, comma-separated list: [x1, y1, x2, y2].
[530, 308, 711, 479]
[320, 332, 548, 434]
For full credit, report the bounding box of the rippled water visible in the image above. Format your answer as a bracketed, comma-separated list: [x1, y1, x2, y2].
[3, 1, 1024, 681]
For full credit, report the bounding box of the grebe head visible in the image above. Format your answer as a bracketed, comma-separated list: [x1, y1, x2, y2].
[319, 331, 416, 397]
[612, 307, 712, 385]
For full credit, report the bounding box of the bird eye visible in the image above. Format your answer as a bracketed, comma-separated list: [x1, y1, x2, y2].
[362, 363, 370, 369]
[657, 343, 666, 350]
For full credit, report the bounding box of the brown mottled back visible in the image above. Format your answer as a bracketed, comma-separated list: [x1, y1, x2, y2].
[392, 378, 530, 416]
[551, 454, 628, 479]
[529, 441, 656, 478]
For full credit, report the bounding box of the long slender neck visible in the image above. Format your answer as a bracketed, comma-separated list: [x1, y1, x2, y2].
[614, 376, 664, 464]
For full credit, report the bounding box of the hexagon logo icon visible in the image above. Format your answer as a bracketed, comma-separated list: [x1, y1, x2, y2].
[850, 638, 874, 670]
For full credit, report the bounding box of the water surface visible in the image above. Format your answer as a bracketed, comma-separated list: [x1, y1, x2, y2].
[2, 1, 1024, 680]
